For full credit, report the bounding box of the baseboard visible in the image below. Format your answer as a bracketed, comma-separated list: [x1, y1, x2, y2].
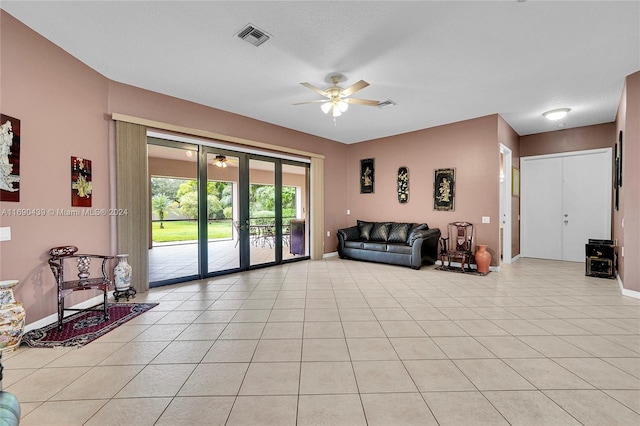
[24, 294, 111, 333]
[511, 254, 521, 262]
[617, 273, 640, 299]
[323, 251, 339, 258]
[435, 260, 500, 273]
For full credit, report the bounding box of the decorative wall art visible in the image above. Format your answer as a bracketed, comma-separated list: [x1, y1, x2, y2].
[614, 143, 619, 211]
[512, 167, 520, 197]
[618, 130, 623, 187]
[433, 168, 455, 211]
[71, 156, 92, 207]
[0, 114, 20, 202]
[360, 158, 375, 194]
[397, 166, 409, 203]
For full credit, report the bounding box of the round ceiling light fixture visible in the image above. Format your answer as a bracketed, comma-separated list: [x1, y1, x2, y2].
[543, 108, 571, 121]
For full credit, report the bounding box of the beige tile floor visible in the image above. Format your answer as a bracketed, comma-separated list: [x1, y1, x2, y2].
[4, 257, 640, 425]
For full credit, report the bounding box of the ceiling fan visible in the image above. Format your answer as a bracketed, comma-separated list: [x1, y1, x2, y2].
[293, 74, 381, 118]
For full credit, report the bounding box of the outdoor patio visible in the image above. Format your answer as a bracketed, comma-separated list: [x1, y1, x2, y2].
[149, 238, 302, 283]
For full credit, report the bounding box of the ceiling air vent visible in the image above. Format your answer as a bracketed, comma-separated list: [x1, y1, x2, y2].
[237, 24, 271, 47]
[378, 100, 397, 109]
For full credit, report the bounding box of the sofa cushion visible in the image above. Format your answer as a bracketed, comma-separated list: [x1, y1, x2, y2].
[344, 241, 364, 249]
[386, 244, 412, 255]
[388, 223, 411, 243]
[370, 222, 391, 241]
[362, 242, 387, 252]
[357, 220, 374, 240]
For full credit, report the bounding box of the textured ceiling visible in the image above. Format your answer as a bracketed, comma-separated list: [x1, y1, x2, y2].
[2, 1, 639, 144]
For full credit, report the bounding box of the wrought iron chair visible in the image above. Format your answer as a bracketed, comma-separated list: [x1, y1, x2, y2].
[259, 224, 276, 248]
[48, 246, 113, 331]
[439, 222, 474, 272]
[232, 221, 242, 247]
[281, 222, 291, 247]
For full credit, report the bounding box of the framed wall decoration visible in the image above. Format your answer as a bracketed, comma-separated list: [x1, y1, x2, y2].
[71, 156, 93, 207]
[397, 166, 409, 203]
[0, 114, 21, 202]
[618, 130, 623, 187]
[614, 143, 619, 211]
[360, 158, 375, 194]
[512, 167, 520, 197]
[433, 168, 455, 211]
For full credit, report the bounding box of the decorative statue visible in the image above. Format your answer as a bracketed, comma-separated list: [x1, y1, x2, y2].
[0, 120, 19, 192]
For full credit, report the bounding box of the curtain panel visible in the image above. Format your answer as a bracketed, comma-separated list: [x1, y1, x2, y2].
[115, 121, 149, 293]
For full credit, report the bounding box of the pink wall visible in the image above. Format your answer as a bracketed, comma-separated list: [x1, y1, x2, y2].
[107, 82, 349, 256]
[616, 71, 640, 292]
[615, 79, 627, 286]
[498, 116, 521, 257]
[1, 11, 350, 325]
[520, 123, 615, 157]
[345, 115, 502, 265]
[1, 12, 111, 324]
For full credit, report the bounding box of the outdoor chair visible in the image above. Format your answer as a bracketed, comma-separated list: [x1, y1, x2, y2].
[232, 221, 242, 247]
[282, 222, 291, 246]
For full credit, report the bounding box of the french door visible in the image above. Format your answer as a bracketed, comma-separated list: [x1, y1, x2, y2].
[521, 148, 612, 262]
[149, 140, 309, 286]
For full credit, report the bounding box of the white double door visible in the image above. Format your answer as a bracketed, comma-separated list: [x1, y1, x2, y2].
[521, 148, 612, 262]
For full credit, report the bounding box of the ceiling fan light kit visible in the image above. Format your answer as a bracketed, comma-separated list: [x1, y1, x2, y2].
[214, 155, 228, 168]
[294, 73, 381, 121]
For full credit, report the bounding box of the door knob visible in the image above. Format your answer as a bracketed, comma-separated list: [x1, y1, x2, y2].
[564, 220, 569, 224]
[564, 214, 568, 217]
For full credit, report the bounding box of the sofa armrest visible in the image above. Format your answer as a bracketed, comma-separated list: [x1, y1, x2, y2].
[337, 226, 360, 259]
[338, 226, 360, 242]
[409, 228, 441, 268]
[408, 228, 438, 246]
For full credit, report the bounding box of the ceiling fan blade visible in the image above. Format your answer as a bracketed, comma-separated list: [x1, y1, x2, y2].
[292, 100, 329, 105]
[345, 98, 380, 106]
[341, 80, 369, 97]
[300, 82, 328, 97]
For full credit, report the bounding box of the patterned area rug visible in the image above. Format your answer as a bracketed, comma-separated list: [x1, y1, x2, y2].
[437, 265, 491, 276]
[21, 303, 158, 348]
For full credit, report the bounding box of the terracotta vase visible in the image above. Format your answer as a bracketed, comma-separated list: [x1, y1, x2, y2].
[475, 245, 491, 275]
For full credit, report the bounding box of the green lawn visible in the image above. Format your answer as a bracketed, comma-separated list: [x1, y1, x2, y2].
[152, 220, 232, 243]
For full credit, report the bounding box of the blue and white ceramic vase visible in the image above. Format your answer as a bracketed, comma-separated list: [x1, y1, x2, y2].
[0, 280, 26, 352]
[113, 254, 132, 291]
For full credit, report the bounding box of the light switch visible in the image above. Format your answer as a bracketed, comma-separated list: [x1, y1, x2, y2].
[327, 231, 331, 237]
[347, 209, 351, 215]
[0, 227, 11, 241]
[482, 216, 490, 224]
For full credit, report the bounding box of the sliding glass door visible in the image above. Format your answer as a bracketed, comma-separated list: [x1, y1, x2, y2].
[148, 141, 200, 284]
[204, 150, 241, 273]
[148, 139, 309, 286]
[249, 157, 277, 267]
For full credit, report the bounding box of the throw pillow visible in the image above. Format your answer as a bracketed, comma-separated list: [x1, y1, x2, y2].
[357, 220, 374, 240]
[388, 223, 411, 243]
[370, 222, 391, 242]
[411, 223, 428, 232]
